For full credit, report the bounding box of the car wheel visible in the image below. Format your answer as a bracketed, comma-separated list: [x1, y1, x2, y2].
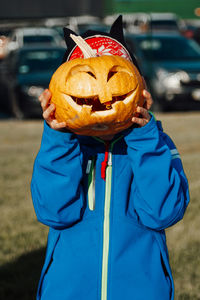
[7, 88, 25, 119]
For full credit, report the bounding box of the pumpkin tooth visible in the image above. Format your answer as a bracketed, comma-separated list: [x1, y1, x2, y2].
[71, 94, 130, 111]
[105, 102, 112, 110]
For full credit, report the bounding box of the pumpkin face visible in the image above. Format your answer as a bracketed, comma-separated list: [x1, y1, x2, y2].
[49, 55, 144, 136]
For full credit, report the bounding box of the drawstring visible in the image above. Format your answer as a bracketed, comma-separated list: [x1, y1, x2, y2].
[101, 142, 110, 181]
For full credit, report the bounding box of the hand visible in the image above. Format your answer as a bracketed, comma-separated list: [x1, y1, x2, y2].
[39, 89, 67, 130]
[131, 89, 153, 127]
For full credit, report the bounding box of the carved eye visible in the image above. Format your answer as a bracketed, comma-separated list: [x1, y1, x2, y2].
[107, 71, 117, 81]
[69, 65, 96, 79]
[87, 71, 96, 79]
[107, 65, 132, 82]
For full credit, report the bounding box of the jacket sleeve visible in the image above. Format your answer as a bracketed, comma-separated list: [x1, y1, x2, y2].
[31, 121, 85, 229]
[124, 116, 190, 230]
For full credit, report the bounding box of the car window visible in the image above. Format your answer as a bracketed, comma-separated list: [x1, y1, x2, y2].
[12, 35, 17, 42]
[18, 50, 64, 73]
[150, 20, 179, 31]
[23, 35, 55, 44]
[136, 36, 200, 60]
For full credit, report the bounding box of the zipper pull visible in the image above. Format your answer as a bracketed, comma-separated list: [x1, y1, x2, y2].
[101, 142, 110, 181]
[86, 159, 92, 174]
[108, 152, 112, 166]
[88, 157, 96, 211]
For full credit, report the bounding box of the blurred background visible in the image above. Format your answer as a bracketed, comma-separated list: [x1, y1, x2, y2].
[1, 0, 200, 116]
[0, 0, 200, 299]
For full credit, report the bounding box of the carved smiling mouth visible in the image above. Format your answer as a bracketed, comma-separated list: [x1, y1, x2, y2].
[71, 90, 134, 112]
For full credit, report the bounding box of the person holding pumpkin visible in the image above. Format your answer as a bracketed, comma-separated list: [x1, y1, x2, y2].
[31, 16, 189, 300]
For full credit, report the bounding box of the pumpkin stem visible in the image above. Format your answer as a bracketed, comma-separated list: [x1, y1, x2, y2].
[70, 34, 97, 58]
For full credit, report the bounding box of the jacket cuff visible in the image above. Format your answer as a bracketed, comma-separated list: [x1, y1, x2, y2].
[43, 121, 77, 142]
[124, 113, 158, 138]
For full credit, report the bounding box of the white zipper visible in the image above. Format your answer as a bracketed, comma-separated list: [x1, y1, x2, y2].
[100, 136, 122, 300]
[101, 150, 112, 300]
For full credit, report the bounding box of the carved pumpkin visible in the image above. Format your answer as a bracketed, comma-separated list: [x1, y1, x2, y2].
[49, 54, 144, 136]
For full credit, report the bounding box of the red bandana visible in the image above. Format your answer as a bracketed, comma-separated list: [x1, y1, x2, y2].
[67, 35, 132, 62]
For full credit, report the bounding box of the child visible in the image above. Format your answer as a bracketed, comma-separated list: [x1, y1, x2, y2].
[31, 17, 189, 300]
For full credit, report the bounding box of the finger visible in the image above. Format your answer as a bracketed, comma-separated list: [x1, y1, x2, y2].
[50, 119, 67, 130]
[38, 89, 51, 102]
[39, 89, 52, 111]
[131, 116, 149, 127]
[42, 103, 55, 121]
[142, 89, 151, 98]
[136, 106, 151, 121]
[143, 89, 153, 110]
[146, 97, 153, 110]
[143, 89, 153, 105]
[41, 98, 50, 112]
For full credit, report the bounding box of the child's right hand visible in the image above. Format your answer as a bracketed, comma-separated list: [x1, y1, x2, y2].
[39, 89, 67, 130]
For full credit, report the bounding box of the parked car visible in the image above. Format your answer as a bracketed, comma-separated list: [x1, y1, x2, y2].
[0, 44, 66, 118]
[104, 13, 186, 35]
[125, 32, 200, 111]
[67, 15, 102, 34]
[145, 13, 186, 33]
[6, 27, 64, 53]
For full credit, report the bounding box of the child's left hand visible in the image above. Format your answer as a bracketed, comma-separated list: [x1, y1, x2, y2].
[131, 89, 153, 127]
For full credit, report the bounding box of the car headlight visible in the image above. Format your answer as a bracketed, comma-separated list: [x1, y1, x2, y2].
[23, 86, 45, 98]
[156, 68, 189, 89]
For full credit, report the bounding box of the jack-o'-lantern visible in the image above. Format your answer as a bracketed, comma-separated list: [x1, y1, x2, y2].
[49, 54, 144, 136]
[49, 16, 145, 136]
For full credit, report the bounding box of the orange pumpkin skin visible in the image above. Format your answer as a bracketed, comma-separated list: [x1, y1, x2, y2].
[49, 55, 144, 136]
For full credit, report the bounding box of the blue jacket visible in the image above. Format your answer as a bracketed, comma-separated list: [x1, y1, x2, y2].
[31, 116, 189, 300]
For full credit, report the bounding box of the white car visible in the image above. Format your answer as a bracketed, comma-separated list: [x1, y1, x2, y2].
[104, 12, 186, 34]
[6, 27, 64, 52]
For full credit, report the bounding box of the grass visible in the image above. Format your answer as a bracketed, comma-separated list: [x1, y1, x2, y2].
[0, 120, 48, 299]
[158, 112, 200, 299]
[0, 112, 200, 299]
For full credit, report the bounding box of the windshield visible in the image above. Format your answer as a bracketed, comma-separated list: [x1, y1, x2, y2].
[18, 49, 64, 73]
[23, 35, 56, 44]
[135, 36, 200, 61]
[78, 24, 110, 34]
[150, 20, 179, 30]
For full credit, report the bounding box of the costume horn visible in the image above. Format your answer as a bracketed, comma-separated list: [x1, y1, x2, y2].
[70, 34, 97, 58]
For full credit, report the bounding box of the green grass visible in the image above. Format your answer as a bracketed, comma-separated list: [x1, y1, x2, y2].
[0, 120, 48, 299]
[157, 112, 200, 300]
[0, 113, 200, 299]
